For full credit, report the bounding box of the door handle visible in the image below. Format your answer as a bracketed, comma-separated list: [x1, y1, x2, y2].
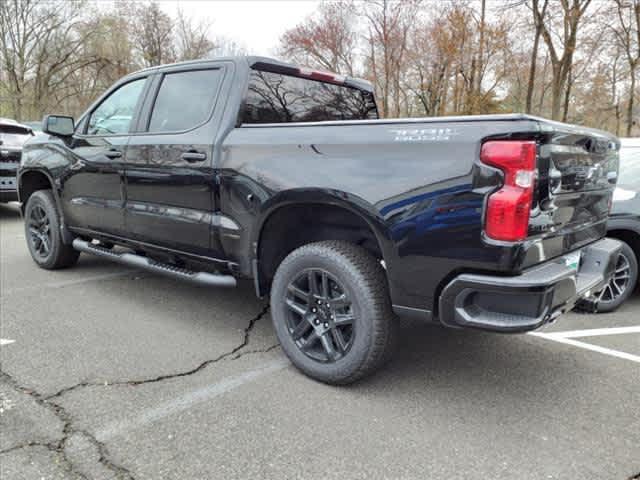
[181, 151, 207, 163]
[104, 149, 122, 159]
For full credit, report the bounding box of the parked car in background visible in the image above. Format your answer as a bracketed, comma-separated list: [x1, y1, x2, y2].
[22, 121, 43, 133]
[0, 118, 34, 203]
[590, 138, 640, 312]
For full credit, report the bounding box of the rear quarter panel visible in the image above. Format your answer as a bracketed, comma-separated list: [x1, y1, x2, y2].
[218, 117, 542, 311]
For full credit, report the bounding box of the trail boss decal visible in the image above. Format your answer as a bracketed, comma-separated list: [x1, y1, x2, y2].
[390, 128, 460, 142]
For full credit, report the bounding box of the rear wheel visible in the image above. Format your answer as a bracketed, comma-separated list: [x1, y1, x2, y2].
[24, 190, 79, 269]
[591, 241, 638, 313]
[270, 241, 396, 385]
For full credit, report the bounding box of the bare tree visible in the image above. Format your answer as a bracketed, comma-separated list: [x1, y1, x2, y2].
[1, 0, 637, 134]
[526, 0, 548, 113]
[279, 1, 357, 76]
[611, 0, 640, 136]
[362, 0, 420, 117]
[406, 15, 454, 116]
[211, 37, 247, 57]
[175, 7, 214, 61]
[132, 1, 175, 67]
[0, 0, 101, 120]
[532, 0, 592, 120]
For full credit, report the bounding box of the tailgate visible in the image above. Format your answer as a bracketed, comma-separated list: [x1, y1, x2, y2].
[525, 122, 619, 265]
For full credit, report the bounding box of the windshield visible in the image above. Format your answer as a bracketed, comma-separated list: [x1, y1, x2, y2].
[618, 146, 640, 190]
[0, 126, 33, 148]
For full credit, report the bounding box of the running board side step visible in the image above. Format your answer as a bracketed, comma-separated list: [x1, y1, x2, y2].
[72, 239, 237, 288]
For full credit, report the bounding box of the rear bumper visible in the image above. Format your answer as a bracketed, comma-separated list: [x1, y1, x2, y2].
[439, 237, 622, 333]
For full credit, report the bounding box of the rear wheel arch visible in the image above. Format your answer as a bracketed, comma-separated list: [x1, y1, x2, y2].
[607, 228, 640, 260]
[255, 201, 389, 296]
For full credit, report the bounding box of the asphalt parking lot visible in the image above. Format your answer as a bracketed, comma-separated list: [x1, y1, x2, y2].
[1, 201, 639, 480]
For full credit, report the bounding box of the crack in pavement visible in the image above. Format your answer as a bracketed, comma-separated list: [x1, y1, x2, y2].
[0, 369, 132, 480]
[0, 441, 59, 455]
[45, 304, 272, 401]
[0, 304, 273, 479]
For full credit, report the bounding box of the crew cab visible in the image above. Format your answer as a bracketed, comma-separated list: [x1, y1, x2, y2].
[18, 56, 621, 384]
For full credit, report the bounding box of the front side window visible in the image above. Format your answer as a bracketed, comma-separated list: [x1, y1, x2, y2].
[241, 69, 378, 124]
[148, 69, 222, 133]
[87, 78, 146, 135]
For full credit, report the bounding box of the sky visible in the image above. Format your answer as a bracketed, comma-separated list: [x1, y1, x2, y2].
[158, 0, 322, 56]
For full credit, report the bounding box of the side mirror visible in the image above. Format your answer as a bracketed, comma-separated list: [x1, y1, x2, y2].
[42, 114, 74, 137]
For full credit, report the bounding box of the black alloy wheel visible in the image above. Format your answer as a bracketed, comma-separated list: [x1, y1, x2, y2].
[27, 203, 52, 259]
[597, 252, 631, 304]
[577, 240, 639, 314]
[271, 241, 396, 385]
[284, 268, 355, 363]
[591, 241, 638, 313]
[24, 190, 80, 269]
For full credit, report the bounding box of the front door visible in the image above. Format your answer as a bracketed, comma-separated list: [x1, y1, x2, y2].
[124, 66, 226, 258]
[62, 77, 148, 237]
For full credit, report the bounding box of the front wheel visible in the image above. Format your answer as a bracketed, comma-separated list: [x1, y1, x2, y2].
[270, 241, 396, 385]
[24, 190, 79, 269]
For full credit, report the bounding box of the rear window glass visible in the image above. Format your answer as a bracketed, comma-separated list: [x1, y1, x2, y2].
[149, 69, 222, 133]
[0, 125, 33, 147]
[241, 69, 378, 124]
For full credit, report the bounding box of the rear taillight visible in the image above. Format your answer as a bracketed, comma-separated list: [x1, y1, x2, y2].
[480, 140, 537, 242]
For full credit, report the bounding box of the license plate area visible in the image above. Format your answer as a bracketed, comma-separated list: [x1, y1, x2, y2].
[563, 250, 582, 272]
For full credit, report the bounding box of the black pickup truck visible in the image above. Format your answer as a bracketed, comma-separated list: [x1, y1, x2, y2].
[18, 56, 621, 384]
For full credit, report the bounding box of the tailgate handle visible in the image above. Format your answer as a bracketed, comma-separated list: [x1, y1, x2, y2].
[181, 151, 207, 163]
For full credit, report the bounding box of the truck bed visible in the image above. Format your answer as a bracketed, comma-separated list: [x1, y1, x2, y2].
[222, 114, 618, 313]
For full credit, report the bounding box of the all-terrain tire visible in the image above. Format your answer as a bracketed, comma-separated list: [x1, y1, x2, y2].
[270, 240, 396, 385]
[24, 190, 79, 269]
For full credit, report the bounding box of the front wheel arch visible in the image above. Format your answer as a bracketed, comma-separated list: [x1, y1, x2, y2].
[18, 169, 73, 244]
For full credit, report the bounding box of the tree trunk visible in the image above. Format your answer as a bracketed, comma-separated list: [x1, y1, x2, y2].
[626, 66, 636, 136]
[550, 73, 564, 120]
[562, 66, 572, 122]
[526, 27, 541, 113]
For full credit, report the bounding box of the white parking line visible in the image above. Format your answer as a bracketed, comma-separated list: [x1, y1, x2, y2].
[95, 358, 289, 442]
[537, 326, 640, 339]
[0, 339, 15, 346]
[2, 270, 137, 295]
[529, 327, 640, 364]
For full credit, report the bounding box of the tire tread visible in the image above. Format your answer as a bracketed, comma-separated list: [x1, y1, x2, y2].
[271, 240, 396, 384]
[25, 190, 79, 269]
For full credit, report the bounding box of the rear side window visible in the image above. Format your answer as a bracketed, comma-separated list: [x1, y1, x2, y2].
[149, 69, 222, 133]
[241, 70, 378, 124]
[0, 124, 33, 147]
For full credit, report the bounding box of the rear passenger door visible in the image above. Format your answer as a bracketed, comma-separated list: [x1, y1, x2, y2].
[124, 64, 226, 258]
